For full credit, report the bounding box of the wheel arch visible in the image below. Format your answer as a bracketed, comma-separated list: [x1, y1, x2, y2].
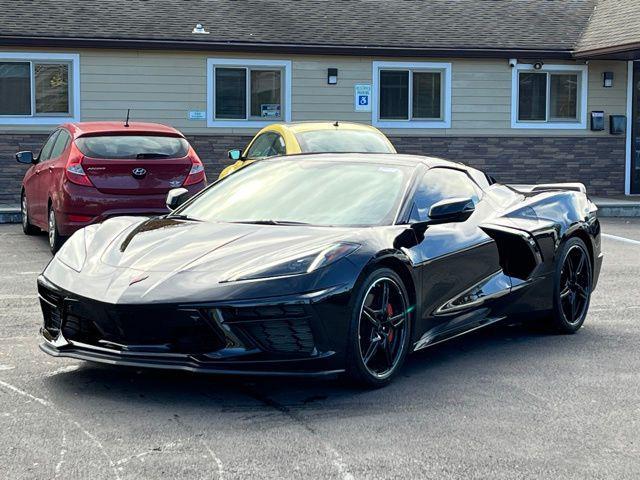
[357, 254, 418, 321]
[564, 226, 595, 268]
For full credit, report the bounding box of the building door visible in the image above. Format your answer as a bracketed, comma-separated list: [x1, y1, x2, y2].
[632, 62, 640, 194]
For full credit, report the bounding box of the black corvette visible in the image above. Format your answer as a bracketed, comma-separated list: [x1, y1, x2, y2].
[38, 153, 602, 387]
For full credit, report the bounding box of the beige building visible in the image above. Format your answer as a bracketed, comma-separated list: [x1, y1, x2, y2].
[1, 0, 639, 204]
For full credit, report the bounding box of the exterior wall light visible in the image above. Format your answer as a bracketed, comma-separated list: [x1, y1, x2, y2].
[603, 71, 614, 88]
[328, 68, 338, 85]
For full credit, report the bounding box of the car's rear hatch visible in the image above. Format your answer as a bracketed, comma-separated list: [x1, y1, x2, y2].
[76, 134, 192, 195]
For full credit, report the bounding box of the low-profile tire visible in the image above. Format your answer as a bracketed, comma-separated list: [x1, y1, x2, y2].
[345, 268, 412, 388]
[47, 206, 66, 254]
[21, 191, 39, 235]
[546, 237, 593, 334]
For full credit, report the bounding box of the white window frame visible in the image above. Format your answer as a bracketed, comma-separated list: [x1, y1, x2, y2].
[0, 52, 80, 125]
[372, 61, 452, 129]
[511, 63, 588, 129]
[206, 58, 292, 128]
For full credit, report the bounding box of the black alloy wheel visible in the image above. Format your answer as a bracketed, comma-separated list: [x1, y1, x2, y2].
[549, 237, 592, 333]
[347, 268, 412, 387]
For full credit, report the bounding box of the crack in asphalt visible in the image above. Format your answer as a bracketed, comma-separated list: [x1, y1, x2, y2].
[240, 385, 355, 480]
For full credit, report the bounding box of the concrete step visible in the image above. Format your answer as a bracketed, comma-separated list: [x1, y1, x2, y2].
[1, 197, 639, 225]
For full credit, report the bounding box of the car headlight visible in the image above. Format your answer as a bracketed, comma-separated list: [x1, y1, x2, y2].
[224, 242, 360, 282]
[56, 225, 99, 272]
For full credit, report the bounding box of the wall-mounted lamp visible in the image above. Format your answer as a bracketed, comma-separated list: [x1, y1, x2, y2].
[603, 71, 614, 88]
[533, 61, 544, 70]
[327, 68, 338, 85]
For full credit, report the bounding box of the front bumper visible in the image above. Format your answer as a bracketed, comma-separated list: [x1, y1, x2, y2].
[38, 277, 351, 376]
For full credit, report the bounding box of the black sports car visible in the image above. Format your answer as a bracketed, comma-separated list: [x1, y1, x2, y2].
[38, 153, 602, 387]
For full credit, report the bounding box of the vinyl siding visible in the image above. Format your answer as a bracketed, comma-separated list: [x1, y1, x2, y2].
[0, 47, 629, 137]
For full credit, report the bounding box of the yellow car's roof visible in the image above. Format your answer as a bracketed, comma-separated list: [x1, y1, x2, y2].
[265, 122, 386, 134]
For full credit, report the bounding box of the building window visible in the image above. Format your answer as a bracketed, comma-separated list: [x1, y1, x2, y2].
[373, 61, 451, 129]
[512, 64, 587, 129]
[207, 58, 291, 127]
[0, 53, 79, 124]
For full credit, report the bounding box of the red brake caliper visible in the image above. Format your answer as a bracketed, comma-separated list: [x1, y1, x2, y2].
[386, 303, 394, 342]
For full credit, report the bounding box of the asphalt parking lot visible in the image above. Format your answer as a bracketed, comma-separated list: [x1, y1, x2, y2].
[1, 219, 639, 480]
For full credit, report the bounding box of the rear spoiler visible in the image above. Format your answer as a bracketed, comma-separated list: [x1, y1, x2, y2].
[508, 182, 587, 195]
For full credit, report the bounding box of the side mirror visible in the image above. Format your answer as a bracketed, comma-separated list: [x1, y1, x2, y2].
[16, 151, 35, 165]
[166, 188, 190, 211]
[428, 197, 475, 223]
[228, 149, 242, 161]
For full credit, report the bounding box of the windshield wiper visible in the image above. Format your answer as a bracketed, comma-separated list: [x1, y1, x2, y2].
[230, 219, 311, 226]
[167, 213, 200, 221]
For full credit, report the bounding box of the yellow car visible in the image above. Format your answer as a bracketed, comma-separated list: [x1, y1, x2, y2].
[220, 122, 396, 179]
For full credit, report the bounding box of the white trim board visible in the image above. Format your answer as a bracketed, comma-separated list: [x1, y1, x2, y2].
[0, 52, 80, 125]
[206, 58, 292, 128]
[510, 63, 588, 130]
[625, 60, 634, 195]
[371, 61, 452, 129]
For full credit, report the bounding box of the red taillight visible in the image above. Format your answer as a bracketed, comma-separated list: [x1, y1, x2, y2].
[67, 214, 93, 223]
[65, 145, 93, 187]
[183, 151, 206, 186]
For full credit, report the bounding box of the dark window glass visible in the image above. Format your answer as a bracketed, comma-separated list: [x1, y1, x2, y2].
[250, 70, 281, 118]
[49, 129, 70, 159]
[380, 70, 409, 120]
[295, 130, 394, 153]
[38, 130, 61, 162]
[75, 135, 189, 159]
[215, 68, 246, 119]
[550, 74, 578, 120]
[35, 63, 69, 114]
[0, 62, 31, 115]
[518, 72, 547, 121]
[410, 168, 480, 222]
[413, 72, 441, 119]
[245, 132, 284, 159]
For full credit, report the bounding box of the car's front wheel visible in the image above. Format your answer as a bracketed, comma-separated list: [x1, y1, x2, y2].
[48, 206, 65, 254]
[21, 191, 38, 235]
[346, 268, 412, 388]
[547, 237, 593, 333]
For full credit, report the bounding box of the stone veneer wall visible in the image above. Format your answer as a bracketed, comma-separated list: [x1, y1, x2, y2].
[0, 134, 627, 205]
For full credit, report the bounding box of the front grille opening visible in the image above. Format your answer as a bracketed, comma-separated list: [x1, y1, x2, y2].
[61, 302, 226, 354]
[219, 305, 316, 355]
[39, 284, 63, 338]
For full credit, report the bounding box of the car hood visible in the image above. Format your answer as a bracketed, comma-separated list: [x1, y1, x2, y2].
[45, 216, 363, 304]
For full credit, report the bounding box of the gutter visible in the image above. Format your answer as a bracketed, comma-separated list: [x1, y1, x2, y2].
[573, 42, 640, 60]
[0, 35, 575, 59]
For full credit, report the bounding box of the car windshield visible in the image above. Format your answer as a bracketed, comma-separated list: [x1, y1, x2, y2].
[75, 135, 189, 159]
[176, 159, 412, 226]
[294, 130, 395, 153]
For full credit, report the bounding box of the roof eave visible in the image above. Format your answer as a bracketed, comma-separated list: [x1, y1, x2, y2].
[0, 35, 575, 59]
[573, 41, 640, 60]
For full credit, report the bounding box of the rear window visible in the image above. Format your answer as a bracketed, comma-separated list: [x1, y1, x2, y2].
[294, 130, 395, 154]
[75, 135, 189, 159]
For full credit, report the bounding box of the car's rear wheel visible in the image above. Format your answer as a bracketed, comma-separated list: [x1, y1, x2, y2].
[346, 268, 412, 388]
[547, 237, 592, 333]
[21, 192, 38, 235]
[48, 206, 65, 254]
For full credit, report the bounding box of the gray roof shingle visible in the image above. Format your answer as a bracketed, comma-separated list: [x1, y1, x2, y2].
[576, 0, 640, 55]
[0, 0, 600, 55]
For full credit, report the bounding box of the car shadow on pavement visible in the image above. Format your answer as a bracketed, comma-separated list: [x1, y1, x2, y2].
[41, 319, 595, 418]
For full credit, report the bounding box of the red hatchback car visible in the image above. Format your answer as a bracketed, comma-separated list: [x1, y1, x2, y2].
[16, 122, 206, 252]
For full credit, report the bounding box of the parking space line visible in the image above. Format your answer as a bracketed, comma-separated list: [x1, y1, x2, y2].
[602, 233, 640, 246]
